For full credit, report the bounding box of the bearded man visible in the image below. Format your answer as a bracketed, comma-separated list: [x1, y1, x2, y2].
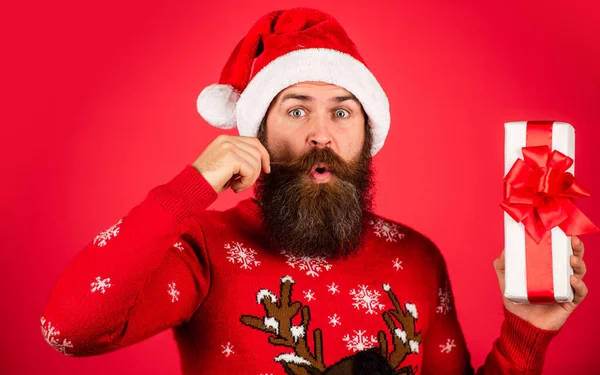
[41, 7, 589, 375]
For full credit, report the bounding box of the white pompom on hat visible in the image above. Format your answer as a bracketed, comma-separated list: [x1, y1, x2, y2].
[197, 7, 390, 156]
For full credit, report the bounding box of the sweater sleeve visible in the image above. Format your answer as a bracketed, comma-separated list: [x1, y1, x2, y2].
[420, 247, 561, 375]
[40, 164, 218, 357]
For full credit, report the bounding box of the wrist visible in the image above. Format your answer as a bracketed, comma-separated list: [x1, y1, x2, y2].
[148, 164, 219, 221]
[495, 306, 560, 371]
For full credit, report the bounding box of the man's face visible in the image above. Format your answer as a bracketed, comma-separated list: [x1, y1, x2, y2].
[263, 81, 366, 173]
[254, 81, 375, 258]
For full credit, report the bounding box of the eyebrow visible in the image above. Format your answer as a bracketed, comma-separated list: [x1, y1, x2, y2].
[279, 93, 360, 106]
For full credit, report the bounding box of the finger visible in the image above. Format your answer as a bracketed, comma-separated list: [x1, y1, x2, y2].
[494, 249, 505, 272]
[494, 250, 506, 294]
[571, 236, 584, 259]
[228, 138, 264, 174]
[570, 275, 588, 305]
[570, 255, 587, 279]
[233, 148, 261, 190]
[238, 136, 272, 174]
[229, 151, 259, 193]
[231, 146, 261, 181]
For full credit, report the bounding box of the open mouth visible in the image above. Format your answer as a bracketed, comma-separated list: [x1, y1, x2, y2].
[312, 162, 329, 173]
[311, 163, 332, 182]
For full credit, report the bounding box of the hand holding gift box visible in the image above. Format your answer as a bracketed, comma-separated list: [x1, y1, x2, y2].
[495, 121, 599, 331]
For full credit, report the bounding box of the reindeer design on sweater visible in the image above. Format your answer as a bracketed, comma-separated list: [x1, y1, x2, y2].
[240, 276, 421, 375]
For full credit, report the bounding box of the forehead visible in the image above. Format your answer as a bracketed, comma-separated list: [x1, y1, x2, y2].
[275, 81, 354, 100]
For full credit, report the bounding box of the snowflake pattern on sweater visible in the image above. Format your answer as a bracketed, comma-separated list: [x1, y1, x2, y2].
[168, 282, 180, 302]
[328, 313, 341, 327]
[327, 282, 340, 295]
[93, 218, 122, 247]
[369, 218, 405, 242]
[343, 330, 379, 352]
[40, 317, 74, 356]
[440, 339, 457, 353]
[393, 257, 403, 271]
[221, 342, 235, 357]
[90, 276, 112, 294]
[349, 285, 385, 314]
[225, 241, 261, 270]
[437, 280, 453, 315]
[280, 250, 333, 277]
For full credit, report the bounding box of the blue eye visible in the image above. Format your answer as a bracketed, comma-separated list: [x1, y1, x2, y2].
[289, 108, 306, 117]
[335, 109, 350, 118]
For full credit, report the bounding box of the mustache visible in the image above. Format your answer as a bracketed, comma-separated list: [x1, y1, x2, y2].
[269, 147, 357, 180]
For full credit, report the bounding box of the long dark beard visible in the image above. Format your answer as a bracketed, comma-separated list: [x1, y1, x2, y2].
[254, 134, 375, 258]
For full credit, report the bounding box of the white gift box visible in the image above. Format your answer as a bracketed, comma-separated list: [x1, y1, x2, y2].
[503, 121, 575, 304]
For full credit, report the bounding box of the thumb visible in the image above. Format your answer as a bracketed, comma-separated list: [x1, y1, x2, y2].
[494, 249, 505, 272]
[494, 249, 506, 294]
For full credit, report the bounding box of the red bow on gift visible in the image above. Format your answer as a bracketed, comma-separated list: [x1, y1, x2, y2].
[501, 145, 599, 243]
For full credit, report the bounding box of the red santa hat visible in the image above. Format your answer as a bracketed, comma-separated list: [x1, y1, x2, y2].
[197, 7, 390, 156]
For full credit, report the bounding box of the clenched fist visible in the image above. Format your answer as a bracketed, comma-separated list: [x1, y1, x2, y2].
[192, 135, 272, 194]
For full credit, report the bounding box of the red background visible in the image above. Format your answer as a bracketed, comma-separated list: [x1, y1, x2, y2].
[3, 0, 600, 373]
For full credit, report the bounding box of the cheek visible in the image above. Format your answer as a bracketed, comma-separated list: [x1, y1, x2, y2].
[342, 127, 365, 160]
[267, 126, 306, 158]
[267, 133, 303, 160]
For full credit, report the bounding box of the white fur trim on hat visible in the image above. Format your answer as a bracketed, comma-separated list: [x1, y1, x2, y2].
[236, 48, 390, 156]
[197, 83, 240, 129]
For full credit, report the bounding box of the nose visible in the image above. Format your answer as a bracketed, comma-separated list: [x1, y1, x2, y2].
[307, 120, 332, 149]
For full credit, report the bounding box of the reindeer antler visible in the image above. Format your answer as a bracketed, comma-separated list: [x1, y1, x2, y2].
[377, 284, 422, 374]
[241, 275, 326, 375]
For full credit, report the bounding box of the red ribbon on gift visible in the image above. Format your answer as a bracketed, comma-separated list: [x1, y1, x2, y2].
[501, 121, 599, 303]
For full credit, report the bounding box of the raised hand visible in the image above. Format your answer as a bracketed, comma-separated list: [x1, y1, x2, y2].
[494, 235, 588, 330]
[192, 135, 271, 194]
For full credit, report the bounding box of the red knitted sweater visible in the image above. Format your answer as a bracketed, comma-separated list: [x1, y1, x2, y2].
[40, 164, 560, 374]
